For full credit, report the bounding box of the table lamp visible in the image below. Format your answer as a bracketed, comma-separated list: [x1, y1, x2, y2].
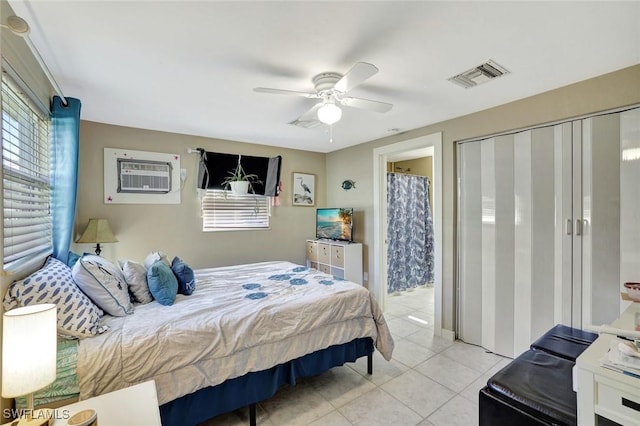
[2, 304, 57, 426]
[76, 218, 118, 256]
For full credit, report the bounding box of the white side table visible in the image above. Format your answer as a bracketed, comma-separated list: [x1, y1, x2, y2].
[51, 381, 161, 426]
[576, 303, 640, 425]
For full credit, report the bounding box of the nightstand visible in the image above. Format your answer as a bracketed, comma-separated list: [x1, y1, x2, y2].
[576, 303, 640, 425]
[51, 381, 161, 426]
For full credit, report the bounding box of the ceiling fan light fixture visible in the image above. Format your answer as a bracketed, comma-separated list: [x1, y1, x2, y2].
[317, 102, 342, 125]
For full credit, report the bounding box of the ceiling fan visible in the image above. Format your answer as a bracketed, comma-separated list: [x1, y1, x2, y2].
[254, 62, 393, 129]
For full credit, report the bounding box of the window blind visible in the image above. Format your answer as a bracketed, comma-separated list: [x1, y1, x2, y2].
[2, 73, 52, 267]
[201, 190, 270, 231]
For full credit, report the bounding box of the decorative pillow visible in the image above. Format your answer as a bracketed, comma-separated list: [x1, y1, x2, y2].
[143, 251, 171, 270]
[171, 257, 196, 295]
[147, 260, 178, 306]
[72, 255, 133, 317]
[119, 260, 154, 304]
[66, 251, 81, 268]
[2, 257, 106, 339]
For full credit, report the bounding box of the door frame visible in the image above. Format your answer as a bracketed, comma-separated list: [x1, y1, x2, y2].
[373, 132, 444, 336]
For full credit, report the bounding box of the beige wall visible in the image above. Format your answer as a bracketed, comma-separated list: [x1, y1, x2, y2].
[73, 121, 326, 268]
[326, 64, 640, 334]
[389, 157, 432, 178]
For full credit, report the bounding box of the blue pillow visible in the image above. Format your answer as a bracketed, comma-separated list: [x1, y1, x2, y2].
[171, 257, 196, 296]
[147, 260, 178, 306]
[66, 251, 81, 268]
[67, 251, 92, 268]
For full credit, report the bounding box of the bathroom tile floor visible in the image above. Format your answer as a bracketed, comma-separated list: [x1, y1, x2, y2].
[201, 286, 511, 426]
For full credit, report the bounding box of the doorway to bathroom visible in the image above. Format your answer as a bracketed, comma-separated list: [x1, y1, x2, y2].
[373, 132, 443, 336]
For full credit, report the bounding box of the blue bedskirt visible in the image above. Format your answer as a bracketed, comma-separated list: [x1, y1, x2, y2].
[160, 337, 373, 426]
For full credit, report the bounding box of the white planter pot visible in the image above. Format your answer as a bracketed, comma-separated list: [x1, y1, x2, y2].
[230, 181, 249, 194]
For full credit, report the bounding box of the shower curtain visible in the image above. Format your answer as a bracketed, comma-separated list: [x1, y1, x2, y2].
[387, 172, 435, 293]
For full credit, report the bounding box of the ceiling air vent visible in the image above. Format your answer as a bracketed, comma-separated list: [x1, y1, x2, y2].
[448, 60, 510, 89]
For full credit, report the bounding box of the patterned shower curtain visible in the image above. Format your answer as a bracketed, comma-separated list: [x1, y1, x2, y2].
[387, 172, 435, 293]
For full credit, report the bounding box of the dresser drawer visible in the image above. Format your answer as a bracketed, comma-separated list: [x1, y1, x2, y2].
[331, 246, 344, 267]
[306, 241, 318, 261]
[318, 243, 331, 263]
[596, 380, 640, 425]
[318, 264, 331, 274]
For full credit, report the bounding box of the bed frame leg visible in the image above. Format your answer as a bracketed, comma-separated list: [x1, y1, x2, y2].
[249, 403, 256, 426]
[367, 352, 373, 375]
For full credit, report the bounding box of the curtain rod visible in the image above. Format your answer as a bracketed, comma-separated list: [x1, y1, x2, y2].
[23, 37, 67, 106]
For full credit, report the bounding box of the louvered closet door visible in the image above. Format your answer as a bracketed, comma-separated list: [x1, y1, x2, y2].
[581, 107, 640, 327]
[619, 108, 640, 315]
[458, 107, 640, 358]
[458, 124, 574, 358]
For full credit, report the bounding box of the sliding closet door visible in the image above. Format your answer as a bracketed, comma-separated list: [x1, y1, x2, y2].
[458, 125, 572, 357]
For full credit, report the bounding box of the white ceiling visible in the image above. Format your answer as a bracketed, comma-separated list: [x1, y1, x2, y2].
[8, 1, 640, 153]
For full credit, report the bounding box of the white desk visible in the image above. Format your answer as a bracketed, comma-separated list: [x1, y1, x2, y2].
[51, 381, 161, 426]
[576, 302, 640, 425]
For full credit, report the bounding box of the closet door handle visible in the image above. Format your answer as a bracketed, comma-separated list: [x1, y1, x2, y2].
[575, 219, 582, 236]
[566, 219, 572, 235]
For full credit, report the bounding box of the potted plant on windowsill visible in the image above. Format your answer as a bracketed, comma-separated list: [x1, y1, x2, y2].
[222, 160, 262, 195]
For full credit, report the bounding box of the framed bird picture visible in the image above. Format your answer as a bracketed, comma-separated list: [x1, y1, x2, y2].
[292, 172, 315, 206]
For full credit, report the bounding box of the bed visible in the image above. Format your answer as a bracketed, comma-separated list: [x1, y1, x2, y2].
[72, 260, 394, 425]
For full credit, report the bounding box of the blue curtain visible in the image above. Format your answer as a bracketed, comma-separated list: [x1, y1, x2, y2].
[51, 96, 81, 264]
[387, 172, 435, 293]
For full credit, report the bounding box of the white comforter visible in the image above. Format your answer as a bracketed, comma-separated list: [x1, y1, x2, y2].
[77, 261, 394, 405]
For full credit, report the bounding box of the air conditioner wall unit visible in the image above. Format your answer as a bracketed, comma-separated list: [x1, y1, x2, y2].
[117, 158, 172, 193]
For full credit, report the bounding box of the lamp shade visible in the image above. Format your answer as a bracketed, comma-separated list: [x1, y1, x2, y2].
[2, 304, 57, 398]
[76, 218, 118, 244]
[317, 102, 342, 125]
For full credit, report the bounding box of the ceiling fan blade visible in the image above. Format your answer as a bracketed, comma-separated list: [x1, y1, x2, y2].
[254, 87, 318, 98]
[334, 62, 379, 92]
[289, 103, 322, 128]
[339, 96, 393, 113]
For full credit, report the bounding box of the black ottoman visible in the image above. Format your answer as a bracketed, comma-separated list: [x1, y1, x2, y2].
[530, 324, 598, 361]
[479, 349, 577, 426]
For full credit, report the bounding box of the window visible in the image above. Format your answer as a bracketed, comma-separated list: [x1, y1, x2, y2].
[2, 74, 52, 268]
[201, 190, 270, 231]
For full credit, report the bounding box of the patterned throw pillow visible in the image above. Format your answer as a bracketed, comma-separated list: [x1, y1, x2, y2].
[147, 260, 178, 306]
[2, 257, 107, 339]
[119, 259, 154, 304]
[171, 257, 196, 295]
[72, 255, 133, 317]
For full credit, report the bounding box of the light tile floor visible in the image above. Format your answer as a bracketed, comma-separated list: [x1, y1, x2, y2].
[201, 286, 511, 426]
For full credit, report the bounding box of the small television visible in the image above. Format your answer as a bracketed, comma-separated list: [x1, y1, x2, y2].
[316, 208, 354, 242]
